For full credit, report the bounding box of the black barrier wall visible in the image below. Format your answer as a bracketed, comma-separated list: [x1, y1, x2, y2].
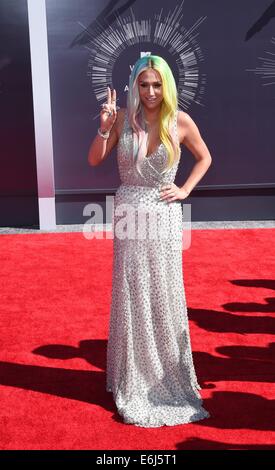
[1, 0, 275, 226]
[46, 0, 275, 222]
[46, 1, 275, 188]
[0, 0, 38, 227]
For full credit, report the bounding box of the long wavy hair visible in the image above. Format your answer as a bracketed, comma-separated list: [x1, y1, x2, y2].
[127, 55, 180, 174]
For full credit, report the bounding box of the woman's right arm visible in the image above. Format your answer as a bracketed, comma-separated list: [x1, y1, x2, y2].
[88, 119, 119, 166]
[88, 87, 125, 166]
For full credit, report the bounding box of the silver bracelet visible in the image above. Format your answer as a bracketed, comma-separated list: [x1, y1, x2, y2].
[98, 128, 110, 139]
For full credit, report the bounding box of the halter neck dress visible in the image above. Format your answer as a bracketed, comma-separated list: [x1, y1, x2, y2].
[106, 110, 209, 427]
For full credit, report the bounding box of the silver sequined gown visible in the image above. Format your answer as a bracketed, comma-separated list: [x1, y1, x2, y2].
[106, 110, 209, 427]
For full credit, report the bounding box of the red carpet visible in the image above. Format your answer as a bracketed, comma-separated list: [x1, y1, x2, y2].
[0, 228, 274, 449]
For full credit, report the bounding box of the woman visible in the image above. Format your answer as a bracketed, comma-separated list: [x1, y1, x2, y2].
[88, 55, 212, 427]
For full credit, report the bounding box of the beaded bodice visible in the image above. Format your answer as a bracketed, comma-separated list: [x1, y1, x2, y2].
[117, 111, 180, 188]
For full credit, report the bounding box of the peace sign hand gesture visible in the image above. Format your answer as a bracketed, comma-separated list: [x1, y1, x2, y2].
[100, 87, 117, 132]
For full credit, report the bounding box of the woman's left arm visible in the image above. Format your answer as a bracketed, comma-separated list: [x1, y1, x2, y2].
[178, 111, 212, 197]
[160, 111, 212, 202]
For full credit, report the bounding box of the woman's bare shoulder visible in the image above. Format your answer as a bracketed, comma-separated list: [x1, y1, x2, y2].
[116, 108, 127, 138]
[176, 110, 196, 143]
[117, 107, 127, 118]
[177, 110, 193, 126]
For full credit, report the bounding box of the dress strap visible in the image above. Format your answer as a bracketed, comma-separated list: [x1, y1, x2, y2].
[123, 108, 129, 130]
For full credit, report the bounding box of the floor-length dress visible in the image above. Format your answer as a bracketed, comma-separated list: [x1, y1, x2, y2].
[106, 110, 209, 427]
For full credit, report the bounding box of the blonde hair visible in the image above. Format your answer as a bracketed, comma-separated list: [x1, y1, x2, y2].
[127, 55, 180, 173]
